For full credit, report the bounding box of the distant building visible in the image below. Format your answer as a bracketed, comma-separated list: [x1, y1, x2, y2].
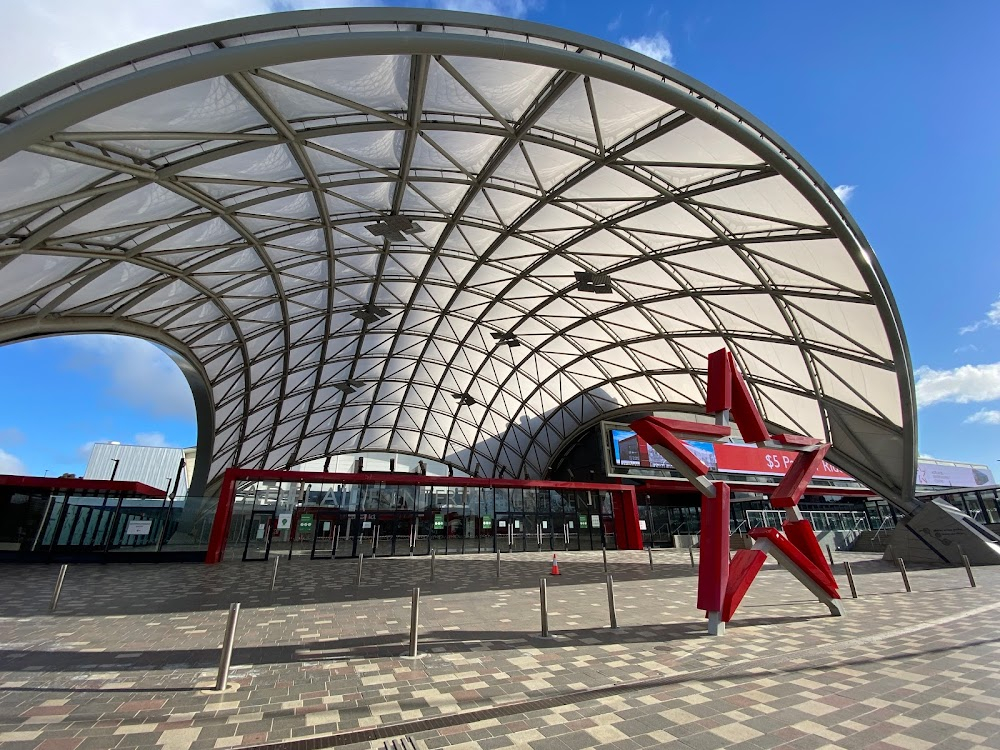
[84, 442, 188, 498]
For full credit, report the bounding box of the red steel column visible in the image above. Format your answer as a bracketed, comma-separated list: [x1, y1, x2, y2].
[697, 482, 731, 634]
[205, 467, 238, 564]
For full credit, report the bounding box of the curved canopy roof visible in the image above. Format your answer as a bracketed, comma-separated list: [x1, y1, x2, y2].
[0, 9, 915, 499]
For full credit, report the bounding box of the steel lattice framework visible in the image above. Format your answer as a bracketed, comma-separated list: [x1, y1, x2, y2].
[0, 9, 916, 499]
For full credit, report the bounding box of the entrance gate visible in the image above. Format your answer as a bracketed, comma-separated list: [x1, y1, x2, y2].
[207, 471, 644, 563]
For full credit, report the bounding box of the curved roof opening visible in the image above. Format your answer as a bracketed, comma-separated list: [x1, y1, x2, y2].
[0, 8, 915, 499]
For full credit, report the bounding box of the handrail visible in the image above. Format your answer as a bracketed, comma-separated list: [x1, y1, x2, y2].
[872, 515, 894, 541]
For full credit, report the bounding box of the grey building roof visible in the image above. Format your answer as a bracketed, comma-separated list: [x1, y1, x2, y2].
[84, 443, 187, 496]
[0, 9, 915, 501]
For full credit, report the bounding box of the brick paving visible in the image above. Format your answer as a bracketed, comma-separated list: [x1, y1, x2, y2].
[0, 550, 998, 749]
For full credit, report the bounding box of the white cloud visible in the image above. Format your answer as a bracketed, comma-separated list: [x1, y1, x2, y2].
[915, 362, 1000, 406]
[65, 335, 195, 420]
[965, 409, 1000, 425]
[134, 431, 173, 448]
[620, 33, 675, 65]
[0, 448, 27, 475]
[959, 297, 1000, 335]
[608, 13, 623, 32]
[833, 184, 856, 203]
[0, 0, 377, 95]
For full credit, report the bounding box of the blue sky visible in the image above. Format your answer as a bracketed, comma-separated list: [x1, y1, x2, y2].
[1, 0, 998, 478]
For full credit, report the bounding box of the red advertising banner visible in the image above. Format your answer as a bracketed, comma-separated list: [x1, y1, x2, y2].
[713, 443, 852, 480]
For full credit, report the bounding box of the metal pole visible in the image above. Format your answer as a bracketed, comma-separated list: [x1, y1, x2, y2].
[373, 526, 380, 557]
[647, 546, 653, 569]
[269, 556, 279, 591]
[214, 602, 240, 691]
[430, 548, 435, 582]
[331, 525, 339, 557]
[496, 549, 501, 579]
[606, 574, 618, 629]
[843, 561, 858, 598]
[896, 558, 911, 592]
[602, 545, 608, 573]
[356, 552, 364, 586]
[962, 555, 976, 588]
[688, 537, 695, 568]
[408, 587, 420, 658]
[49, 564, 68, 612]
[409, 524, 415, 556]
[826, 545, 835, 565]
[539, 578, 549, 637]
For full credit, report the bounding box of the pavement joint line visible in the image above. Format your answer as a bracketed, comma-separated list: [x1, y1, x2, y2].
[237, 595, 1000, 750]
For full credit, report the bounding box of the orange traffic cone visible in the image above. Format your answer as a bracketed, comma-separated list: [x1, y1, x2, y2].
[550, 553, 561, 576]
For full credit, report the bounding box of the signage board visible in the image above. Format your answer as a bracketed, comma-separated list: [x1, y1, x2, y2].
[578, 515, 588, 528]
[638, 519, 647, 531]
[916, 462, 995, 488]
[298, 514, 314, 532]
[591, 515, 600, 527]
[276, 513, 292, 530]
[482, 516, 492, 529]
[125, 519, 152, 536]
[607, 426, 854, 481]
[433, 514, 445, 530]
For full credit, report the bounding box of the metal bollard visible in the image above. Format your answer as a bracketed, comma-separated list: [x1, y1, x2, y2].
[496, 550, 501, 579]
[356, 553, 364, 587]
[49, 564, 68, 612]
[602, 545, 608, 573]
[647, 546, 653, 569]
[214, 602, 240, 691]
[827, 545, 835, 565]
[843, 561, 858, 598]
[269, 556, 280, 591]
[539, 578, 549, 637]
[408, 587, 420, 657]
[430, 549, 435, 582]
[688, 538, 695, 568]
[962, 555, 976, 588]
[896, 557, 911, 592]
[606, 574, 618, 629]
[373, 527, 380, 557]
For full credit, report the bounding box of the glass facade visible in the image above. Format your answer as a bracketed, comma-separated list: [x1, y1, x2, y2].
[224, 476, 622, 561]
[0, 481, 217, 561]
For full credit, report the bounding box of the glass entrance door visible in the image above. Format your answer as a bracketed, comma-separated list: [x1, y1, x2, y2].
[243, 510, 275, 561]
[309, 512, 340, 559]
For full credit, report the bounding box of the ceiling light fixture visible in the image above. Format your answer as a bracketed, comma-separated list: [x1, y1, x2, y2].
[365, 215, 424, 243]
[574, 270, 614, 294]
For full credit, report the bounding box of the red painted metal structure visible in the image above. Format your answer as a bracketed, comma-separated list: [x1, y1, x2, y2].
[205, 468, 642, 564]
[631, 348, 844, 636]
[0, 474, 166, 498]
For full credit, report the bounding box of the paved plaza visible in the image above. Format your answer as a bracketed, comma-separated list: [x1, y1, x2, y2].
[1, 550, 998, 750]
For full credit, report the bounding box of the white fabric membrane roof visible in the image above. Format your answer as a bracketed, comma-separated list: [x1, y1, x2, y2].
[0, 9, 916, 500]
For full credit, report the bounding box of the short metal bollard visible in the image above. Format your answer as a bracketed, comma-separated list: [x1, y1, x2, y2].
[408, 587, 420, 657]
[602, 545, 608, 573]
[269, 556, 280, 591]
[843, 561, 858, 598]
[356, 553, 364, 587]
[430, 549, 436, 582]
[688, 539, 695, 568]
[539, 577, 549, 637]
[647, 546, 653, 569]
[496, 550, 501, 579]
[826, 546, 835, 565]
[896, 557, 911, 592]
[214, 602, 240, 691]
[49, 564, 68, 612]
[606, 574, 618, 629]
[962, 555, 977, 588]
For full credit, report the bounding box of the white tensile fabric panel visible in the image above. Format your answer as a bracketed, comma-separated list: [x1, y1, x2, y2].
[0, 151, 110, 213]
[53, 184, 198, 236]
[65, 78, 264, 133]
[0, 15, 909, 494]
